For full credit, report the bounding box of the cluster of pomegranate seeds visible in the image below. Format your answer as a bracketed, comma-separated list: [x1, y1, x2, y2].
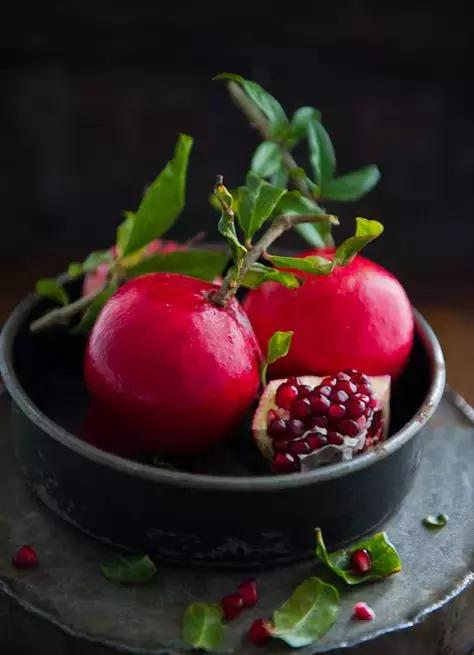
[248, 618, 273, 646]
[352, 602, 376, 621]
[12, 545, 39, 570]
[350, 548, 372, 574]
[269, 371, 381, 473]
[220, 578, 258, 621]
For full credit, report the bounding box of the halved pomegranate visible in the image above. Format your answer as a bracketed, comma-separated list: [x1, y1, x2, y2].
[252, 371, 390, 474]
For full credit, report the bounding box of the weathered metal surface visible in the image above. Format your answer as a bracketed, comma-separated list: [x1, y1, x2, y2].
[0, 390, 472, 654]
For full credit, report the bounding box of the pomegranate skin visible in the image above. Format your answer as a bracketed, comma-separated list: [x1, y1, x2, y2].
[243, 249, 414, 380]
[85, 273, 262, 455]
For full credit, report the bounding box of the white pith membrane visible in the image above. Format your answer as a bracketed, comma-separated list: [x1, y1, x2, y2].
[252, 374, 391, 472]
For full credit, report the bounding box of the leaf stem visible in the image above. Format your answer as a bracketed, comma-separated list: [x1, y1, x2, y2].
[211, 211, 337, 307]
[227, 78, 334, 254]
[29, 287, 104, 333]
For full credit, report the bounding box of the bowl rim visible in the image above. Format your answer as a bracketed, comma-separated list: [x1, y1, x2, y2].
[0, 293, 446, 491]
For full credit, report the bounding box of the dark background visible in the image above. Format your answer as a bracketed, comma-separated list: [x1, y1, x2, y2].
[2, 2, 473, 279]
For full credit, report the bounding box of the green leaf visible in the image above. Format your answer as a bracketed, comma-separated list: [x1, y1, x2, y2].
[422, 513, 449, 529]
[261, 330, 293, 385]
[271, 163, 289, 188]
[82, 250, 113, 273]
[126, 249, 228, 282]
[321, 165, 381, 202]
[182, 602, 226, 652]
[71, 282, 118, 334]
[271, 577, 339, 648]
[121, 134, 193, 256]
[315, 529, 402, 585]
[218, 212, 247, 263]
[308, 120, 336, 186]
[334, 217, 384, 266]
[237, 174, 286, 240]
[36, 278, 69, 306]
[101, 554, 157, 585]
[67, 262, 83, 278]
[274, 190, 324, 217]
[290, 106, 322, 141]
[268, 254, 334, 275]
[116, 211, 135, 254]
[240, 263, 300, 290]
[251, 141, 282, 177]
[214, 73, 288, 133]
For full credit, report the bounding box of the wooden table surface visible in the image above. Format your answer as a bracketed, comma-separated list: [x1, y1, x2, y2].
[1, 259, 473, 406]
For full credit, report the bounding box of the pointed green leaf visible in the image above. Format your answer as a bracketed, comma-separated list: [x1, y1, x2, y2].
[322, 165, 381, 202]
[271, 163, 289, 188]
[67, 262, 83, 278]
[334, 217, 384, 265]
[182, 602, 226, 652]
[240, 263, 300, 290]
[315, 529, 402, 585]
[308, 120, 336, 186]
[71, 282, 118, 334]
[422, 513, 449, 529]
[261, 330, 293, 385]
[271, 577, 339, 648]
[126, 249, 228, 282]
[214, 73, 288, 133]
[251, 141, 282, 177]
[274, 190, 324, 217]
[36, 279, 69, 306]
[101, 554, 157, 585]
[82, 250, 113, 273]
[121, 134, 193, 256]
[237, 174, 286, 240]
[267, 254, 334, 275]
[218, 212, 247, 263]
[290, 106, 322, 141]
[116, 211, 136, 254]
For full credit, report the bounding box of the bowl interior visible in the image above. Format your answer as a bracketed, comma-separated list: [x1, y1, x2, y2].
[10, 290, 433, 478]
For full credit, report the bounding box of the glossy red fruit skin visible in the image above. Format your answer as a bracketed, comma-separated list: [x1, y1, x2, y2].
[243, 250, 414, 380]
[238, 578, 258, 607]
[248, 619, 273, 646]
[221, 593, 244, 620]
[12, 545, 39, 570]
[85, 273, 262, 455]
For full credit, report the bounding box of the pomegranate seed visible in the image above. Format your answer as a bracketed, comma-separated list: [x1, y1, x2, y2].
[350, 548, 372, 573]
[12, 545, 39, 570]
[273, 439, 289, 452]
[369, 397, 378, 409]
[330, 389, 349, 403]
[309, 415, 329, 428]
[329, 404, 346, 419]
[346, 399, 366, 419]
[221, 593, 244, 621]
[358, 384, 372, 397]
[267, 409, 278, 422]
[271, 453, 300, 474]
[286, 419, 305, 438]
[310, 393, 330, 415]
[338, 419, 360, 437]
[238, 578, 258, 607]
[318, 385, 332, 397]
[307, 434, 327, 450]
[290, 398, 312, 419]
[275, 383, 299, 410]
[336, 372, 351, 380]
[268, 418, 286, 438]
[352, 602, 375, 621]
[335, 380, 357, 395]
[328, 431, 344, 445]
[297, 385, 312, 399]
[353, 393, 370, 404]
[249, 619, 273, 646]
[321, 376, 337, 387]
[289, 440, 311, 456]
[287, 376, 299, 386]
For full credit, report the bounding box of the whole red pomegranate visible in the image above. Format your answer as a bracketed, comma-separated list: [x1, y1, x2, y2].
[243, 249, 414, 380]
[84, 273, 262, 455]
[82, 239, 183, 296]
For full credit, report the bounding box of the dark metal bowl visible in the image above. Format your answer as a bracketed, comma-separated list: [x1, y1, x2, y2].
[0, 289, 445, 567]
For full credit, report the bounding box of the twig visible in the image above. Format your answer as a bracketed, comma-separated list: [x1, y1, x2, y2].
[30, 287, 104, 333]
[227, 81, 314, 201]
[211, 212, 337, 307]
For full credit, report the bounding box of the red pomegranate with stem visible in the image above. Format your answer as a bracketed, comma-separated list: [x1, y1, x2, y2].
[84, 273, 262, 455]
[243, 249, 414, 380]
